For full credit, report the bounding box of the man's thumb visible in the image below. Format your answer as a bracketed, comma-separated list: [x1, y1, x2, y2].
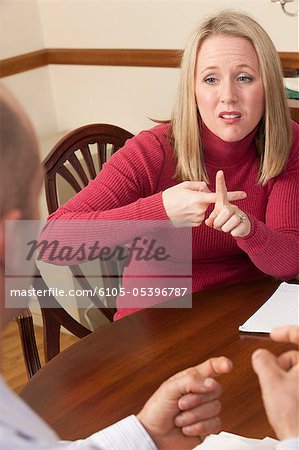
[252, 349, 281, 385]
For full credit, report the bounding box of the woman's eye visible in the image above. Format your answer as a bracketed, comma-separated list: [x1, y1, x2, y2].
[204, 77, 218, 85]
[238, 75, 253, 83]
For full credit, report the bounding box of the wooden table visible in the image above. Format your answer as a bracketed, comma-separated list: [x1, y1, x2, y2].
[21, 277, 294, 441]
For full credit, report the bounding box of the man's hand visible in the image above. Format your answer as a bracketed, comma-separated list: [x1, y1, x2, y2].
[252, 326, 299, 441]
[205, 171, 250, 237]
[137, 356, 233, 449]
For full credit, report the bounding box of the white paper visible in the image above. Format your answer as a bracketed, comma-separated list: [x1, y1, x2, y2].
[192, 432, 278, 450]
[255, 437, 279, 450]
[239, 282, 299, 333]
[193, 435, 249, 449]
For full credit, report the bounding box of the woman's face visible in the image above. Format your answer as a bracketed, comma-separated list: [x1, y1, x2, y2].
[195, 35, 264, 142]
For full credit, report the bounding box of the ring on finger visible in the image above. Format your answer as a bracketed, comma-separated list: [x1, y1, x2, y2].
[234, 212, 247, 223]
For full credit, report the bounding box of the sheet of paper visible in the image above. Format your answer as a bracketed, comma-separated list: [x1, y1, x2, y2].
[218, 432, 261, 445]
[239, 282, 299, 333]
[192, 432, 278, 449]
[255, 437, 279, 450]
[193, 434, 252, 450]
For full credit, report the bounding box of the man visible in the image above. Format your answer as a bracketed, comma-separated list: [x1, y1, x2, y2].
[0, 85, 232, 449]
[252, 325, 299, 450]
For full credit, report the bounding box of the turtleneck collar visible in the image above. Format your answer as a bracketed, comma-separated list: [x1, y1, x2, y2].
[201, 123, 258, 168]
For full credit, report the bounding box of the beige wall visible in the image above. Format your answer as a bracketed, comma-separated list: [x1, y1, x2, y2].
[38, 0, 299, 51]
[0, 0, 44, 58]
[0, 1, 58, 138]
[40, 0, 299, 135]
[2, 68, 59, 139]
[1, 0, 298, 138]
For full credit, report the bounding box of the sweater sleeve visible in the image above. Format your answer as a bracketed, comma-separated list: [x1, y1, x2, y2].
[236, 126, 299, 280]
[40, 128, 170, 259]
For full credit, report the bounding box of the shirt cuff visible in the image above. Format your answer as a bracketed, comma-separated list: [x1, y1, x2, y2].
[276, 437, 299, 450]
[86, 415, 157, 450]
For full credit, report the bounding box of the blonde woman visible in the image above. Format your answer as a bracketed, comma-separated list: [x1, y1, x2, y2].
[43, 11, 299, 320]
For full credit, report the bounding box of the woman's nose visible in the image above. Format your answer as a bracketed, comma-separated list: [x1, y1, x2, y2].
[220, 81, 238, 104]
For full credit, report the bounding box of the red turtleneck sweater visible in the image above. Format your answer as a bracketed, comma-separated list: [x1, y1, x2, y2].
[43, 122, 299, 320]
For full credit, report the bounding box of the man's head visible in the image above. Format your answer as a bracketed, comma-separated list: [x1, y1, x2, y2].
[0, 85, 42, 326]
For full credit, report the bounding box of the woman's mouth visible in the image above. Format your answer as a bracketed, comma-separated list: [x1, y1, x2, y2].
[219, 111, 242, 124]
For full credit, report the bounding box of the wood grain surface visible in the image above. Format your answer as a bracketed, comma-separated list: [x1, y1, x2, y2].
[20, 277, 294, 441]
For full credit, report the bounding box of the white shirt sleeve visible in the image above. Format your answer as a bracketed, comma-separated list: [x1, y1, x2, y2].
[276, 438, 299, 450]
[0, 377, 157, 450]
[0, 415, 157, 450]
[58, 415, 157, 450]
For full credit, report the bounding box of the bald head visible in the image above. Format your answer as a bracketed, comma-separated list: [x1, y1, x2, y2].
[0, 86, 40, 219]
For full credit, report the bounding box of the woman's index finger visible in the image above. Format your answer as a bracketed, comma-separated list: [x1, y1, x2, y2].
[216, 170, 228, 205]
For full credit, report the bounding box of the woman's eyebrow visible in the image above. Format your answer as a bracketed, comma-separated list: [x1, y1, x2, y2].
[199, 66, 218, 74]
[200, 64, 258, 74]
[234, 64, 257, 72]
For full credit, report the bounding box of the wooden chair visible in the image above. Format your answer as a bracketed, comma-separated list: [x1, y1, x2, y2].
[43, 123, 133, 319]
[15, 308, 41, 378]
[290, 106, 299, 124]
[16, 124, 133, 377]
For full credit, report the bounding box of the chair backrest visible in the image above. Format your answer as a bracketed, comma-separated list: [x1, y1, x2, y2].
[43, 123, 133, 321]
[43, 123, 134, 213]
[17, 124, 133, 377]
[290, 107, 299, 124]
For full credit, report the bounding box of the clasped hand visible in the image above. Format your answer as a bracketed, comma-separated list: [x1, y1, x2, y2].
[137, 356, 233, 450]
[162, 170, 251, 237]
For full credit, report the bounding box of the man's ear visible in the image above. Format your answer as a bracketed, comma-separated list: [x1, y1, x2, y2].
[0, 210, 22, 266]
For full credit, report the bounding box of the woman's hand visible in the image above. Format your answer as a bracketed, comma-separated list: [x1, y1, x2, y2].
[162, 180, 246, 227]
[205, 171, 251, 237]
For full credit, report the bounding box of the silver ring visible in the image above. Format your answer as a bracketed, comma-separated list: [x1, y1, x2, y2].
[235, 212, 247, 223]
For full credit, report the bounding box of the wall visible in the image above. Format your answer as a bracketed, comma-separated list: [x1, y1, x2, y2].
[2, 0, 298, 138]
[38, 0, 299, 51]
[40, 0, 298, 134]
[3, 68, 58, 139]
[0, 0, 58, 138]
[0, 0, 44, 58]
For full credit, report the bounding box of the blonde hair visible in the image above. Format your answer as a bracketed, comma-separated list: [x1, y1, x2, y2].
[171, 10, 292, 185]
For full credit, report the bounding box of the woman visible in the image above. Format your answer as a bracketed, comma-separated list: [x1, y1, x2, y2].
[42, 10, 299, 320]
